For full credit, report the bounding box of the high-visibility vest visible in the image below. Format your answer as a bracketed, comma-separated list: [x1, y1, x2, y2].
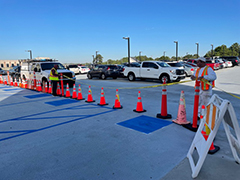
[49, 68, 59, 81]
[195, 66, 215, 90]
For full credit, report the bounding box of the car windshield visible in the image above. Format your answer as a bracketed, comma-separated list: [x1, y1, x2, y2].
[156, 62, 171, 67]
[41, 63, 66, 70]
[168, 63, 183, 67]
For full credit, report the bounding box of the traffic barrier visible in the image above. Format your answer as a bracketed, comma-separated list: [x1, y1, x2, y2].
[77, 84, 85, 100]
[48, 81, 52, 94]
[172, 91, 190, 125]
[45, 82, 48, 93]
[187, 94, 240, 178]
[72, 84, 77, 99]
[85, 86, 95, 103]
[133, 91, 146, 113]
[113, 89, 122, 109]
[65, 83, 71, 98]
[57, 82, 61, 95]
[183, 80, 200, 132]
[98, 87, 108, 106]
[10, 77, 13, 86]
[156, 78, 172, 119]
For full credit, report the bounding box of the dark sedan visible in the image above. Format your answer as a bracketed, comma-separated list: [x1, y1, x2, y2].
[87, 65, 119, 79]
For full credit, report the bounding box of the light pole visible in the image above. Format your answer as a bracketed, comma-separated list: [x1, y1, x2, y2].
[163, 51, 166, 57]
[123, 37, 130, 66]
[92, 55, 94, 64]
[25, 50, 32, 59]
[139, 51, 142, 61]
[174, 41, 178, 61]
[196, 43, 199, 58]
[211, 44, 213, 59]
[95, 51, 99, 64]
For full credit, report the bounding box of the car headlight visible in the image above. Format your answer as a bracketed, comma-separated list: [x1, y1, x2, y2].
[170, 69, 176, 74]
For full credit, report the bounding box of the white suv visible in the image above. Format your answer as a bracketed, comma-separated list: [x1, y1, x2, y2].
[78, 66, 90, 74]
[20, 59, 76, 89]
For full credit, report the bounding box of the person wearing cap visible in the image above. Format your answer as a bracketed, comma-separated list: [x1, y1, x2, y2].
[191, 57, 217, 118]
[49, 64, 61, 96]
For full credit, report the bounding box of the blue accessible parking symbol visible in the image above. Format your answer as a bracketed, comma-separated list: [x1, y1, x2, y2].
[117, 115, 172, 134]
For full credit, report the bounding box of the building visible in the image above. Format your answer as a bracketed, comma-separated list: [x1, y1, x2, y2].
[0, 60, 20, 70]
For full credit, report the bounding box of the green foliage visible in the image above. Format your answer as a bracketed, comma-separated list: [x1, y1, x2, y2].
[93, 54, 103, 64]
[204, 43, 240, 57]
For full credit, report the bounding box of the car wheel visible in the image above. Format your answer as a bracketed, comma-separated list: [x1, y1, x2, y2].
[101, 73, 106, 80]
[160, 74, 170, 83]
[87, 73, 92, 79]
[128, 73, 135, 81]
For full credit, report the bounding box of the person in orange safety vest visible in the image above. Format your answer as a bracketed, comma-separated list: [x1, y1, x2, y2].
[191, 57, 217, 118]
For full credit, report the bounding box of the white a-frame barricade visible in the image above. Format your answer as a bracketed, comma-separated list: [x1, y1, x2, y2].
[187, 94, 240, 178]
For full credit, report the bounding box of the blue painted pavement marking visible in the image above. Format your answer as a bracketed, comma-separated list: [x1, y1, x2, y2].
[24, 93, 52, 99]
[45, 99, 79, 106]
[117, 115, 172, 134]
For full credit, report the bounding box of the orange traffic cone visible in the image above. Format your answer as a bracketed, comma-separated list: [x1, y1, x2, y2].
[14, 78, 18, 87]
[85, 86, 95, 103]
[38, 80, 42, 92]
[113, 89, 122, 109]
[48, 81, 52, 94]
[65, 83, 71, 97]
[133, 91, 146, 113]
[4, 77, 8, 85]
[19, 79, 22, 88]
[156, 78, 172, 119]
[45, 82, 48, 93]
[77, 84, 85, 100]
[0, 75, 2, 84]
[172, 91, 190, 125]
[10, 77, 14, 86]
[72, 84, 77, 99]
[98, 87, 108, 106]
[57, 82, 61, 95]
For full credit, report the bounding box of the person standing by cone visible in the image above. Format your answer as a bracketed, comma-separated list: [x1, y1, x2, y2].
[49, 64, 60, 96]
[190, 57, 217, 118]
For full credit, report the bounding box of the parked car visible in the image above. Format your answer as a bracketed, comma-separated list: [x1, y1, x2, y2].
[205, 60, 220, 70]
[216, 58, 226, 68]
[222, 59, 233, 68]
[214, 59, 223, 69]
[186, 59, 198, 65]
[123, 62, 141, 67]
[9, 66, 21, 80]
[87, 65, 119, 79]
[68, 64, 79, 74]
[78, 66, 90, 74]
[182, 63, 197, 76]
[117, 65, 125, 77]
[0, 68, 7, 75]
[220, 56, 240, 66]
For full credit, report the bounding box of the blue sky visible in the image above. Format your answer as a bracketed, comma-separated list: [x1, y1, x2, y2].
[0, 0, 239, 63]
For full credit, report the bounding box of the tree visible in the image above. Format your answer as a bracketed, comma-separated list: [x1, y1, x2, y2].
[93, 54, 103, 64]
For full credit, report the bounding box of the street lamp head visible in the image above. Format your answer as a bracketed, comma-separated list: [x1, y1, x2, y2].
[196, 43, 199, 45]
[174, 41, 178, 43]
[123, 37, 129, 40]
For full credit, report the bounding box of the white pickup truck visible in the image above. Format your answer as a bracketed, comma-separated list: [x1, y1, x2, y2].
[123, 61, 185, 83]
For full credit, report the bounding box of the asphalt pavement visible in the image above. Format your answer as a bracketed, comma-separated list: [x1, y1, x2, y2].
[0, 66, 240, 180]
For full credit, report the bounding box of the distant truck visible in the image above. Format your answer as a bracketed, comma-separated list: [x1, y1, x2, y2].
[20, 59, 76, 90]
[123, 61, 185, 83]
